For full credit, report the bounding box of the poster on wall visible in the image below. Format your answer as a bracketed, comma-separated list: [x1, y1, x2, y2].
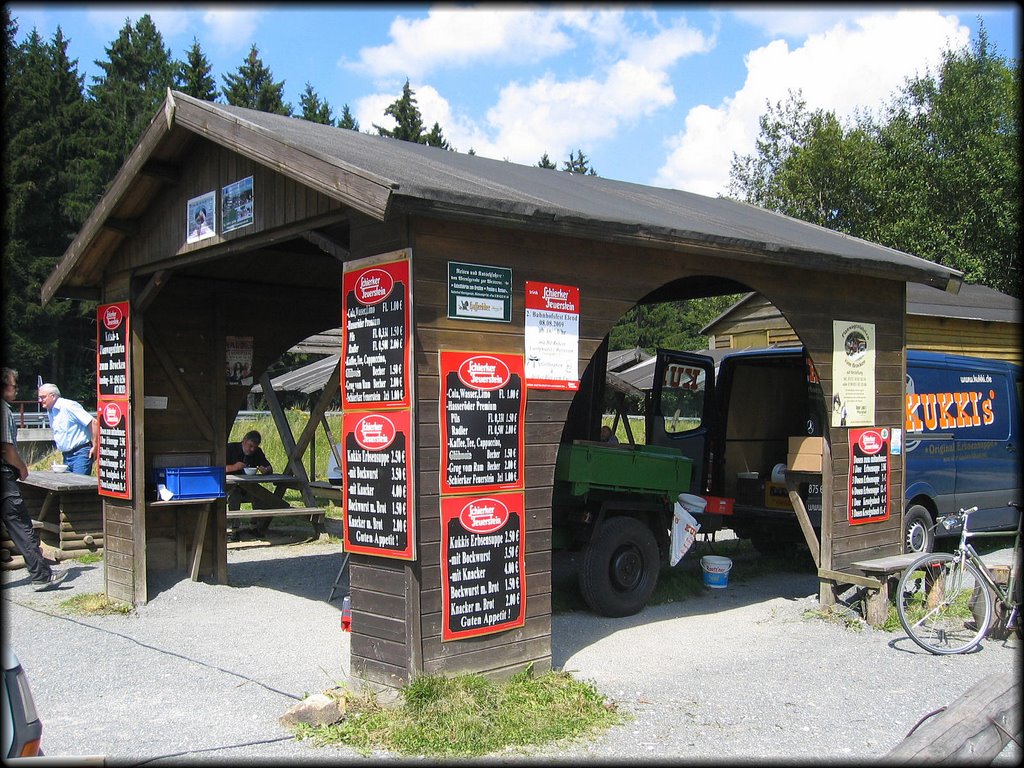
[441, 492, 526, 641]
[439, 351, 526, 495]
[221, 176, 254, 233]
[524, 281, 579, 391]
[831, 320, 875, 427]
[341, 410, 415, 560]
[97, 302, 129, 400]
[448, 262, 513, 322]
[341, 254, 411, 410]
[226, 336, 254, 386]
[97, 400, 131, 499]
[847, 427, 890, 525]
[186, 191, 216, 243]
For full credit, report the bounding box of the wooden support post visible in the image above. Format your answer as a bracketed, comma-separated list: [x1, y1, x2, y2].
[886, 674, 1021, 763]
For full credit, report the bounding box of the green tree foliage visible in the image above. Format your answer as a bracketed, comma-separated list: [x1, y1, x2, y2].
[375, 79, 426, 142]
[562, 149, 597, 176]
[337, 103, 360, 131]
[537, 152, 557, 169]
[3, 14, 97, 400]
[609, 295, 741, 353]
[298, 81, 334, 125]
[424, 121, 450, 149]
[729, 27, 1019, 296]
[222, 44, 291, 115]
[89, 15, 176, 191]
[175, 38, 217, 101]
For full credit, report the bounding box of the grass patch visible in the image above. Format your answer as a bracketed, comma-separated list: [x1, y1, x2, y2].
[802, 603, 866, 631]
[61, 592, 133, 616]
[70, 551, 103, 565]
[296, 667, 621, 758]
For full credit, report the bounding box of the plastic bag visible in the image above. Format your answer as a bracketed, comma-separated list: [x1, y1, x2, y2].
[670, 501, 701, 566]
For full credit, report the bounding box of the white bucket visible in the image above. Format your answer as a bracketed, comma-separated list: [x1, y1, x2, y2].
[701, 555, 733, 589]
[677, 493, 707, 515]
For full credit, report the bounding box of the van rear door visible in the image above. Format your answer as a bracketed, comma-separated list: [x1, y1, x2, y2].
[648, 350, 716, 493]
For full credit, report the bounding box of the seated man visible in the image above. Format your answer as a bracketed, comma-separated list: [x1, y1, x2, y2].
[226, 430, 273, 539]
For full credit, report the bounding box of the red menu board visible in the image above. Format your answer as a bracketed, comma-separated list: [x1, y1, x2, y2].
[439, 351, 526, 495]
[97, 400, 131, 499]
[97, 302, 132, 499]
[441, 493, 526, 641]
[341, 256, 411, 410]
[341, 410, 415, 560]
[847, 427, 891, 525]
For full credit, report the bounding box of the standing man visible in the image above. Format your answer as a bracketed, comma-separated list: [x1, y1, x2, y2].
[2, 368, 68, 590]
[37, 382, 99, 475]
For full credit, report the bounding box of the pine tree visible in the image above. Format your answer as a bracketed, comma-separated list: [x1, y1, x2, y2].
[298, 82, 334, 125]
[337, 103, 359, 131]
[175, 38, 217, 101]
[562, 149, 597, 175]
[424, 121, 450, 149]
[89, 15, 176, 192]
[222, 44, 291, 115]
[537, 152, 557, 169]
[374, 79, 425, 142]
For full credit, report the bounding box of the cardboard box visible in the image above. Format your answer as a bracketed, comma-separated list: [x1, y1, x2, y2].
[787, 436, 824, 472]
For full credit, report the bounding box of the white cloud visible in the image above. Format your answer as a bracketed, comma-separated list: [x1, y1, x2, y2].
[348, 7, 575, 79]
[201, 8, 263, 52]
[654, 10, 970, 197]
[353, 14, 712, 165]
[81, 6, 260, 53]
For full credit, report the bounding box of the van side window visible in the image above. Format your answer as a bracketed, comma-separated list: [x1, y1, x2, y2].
[658, 363, 706, 434]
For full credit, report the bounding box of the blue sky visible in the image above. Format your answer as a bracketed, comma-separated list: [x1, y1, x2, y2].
[7, 3, 1020, 197]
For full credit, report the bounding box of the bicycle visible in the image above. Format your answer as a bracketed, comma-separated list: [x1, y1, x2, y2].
[896, 502, 1022, 654]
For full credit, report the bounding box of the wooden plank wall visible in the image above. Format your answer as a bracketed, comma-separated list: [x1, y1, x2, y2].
[108, 138, 343, 276]
[908, 317, 1022, 365]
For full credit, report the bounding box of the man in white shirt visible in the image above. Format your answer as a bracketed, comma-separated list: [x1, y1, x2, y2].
[37, 383, 99, 475]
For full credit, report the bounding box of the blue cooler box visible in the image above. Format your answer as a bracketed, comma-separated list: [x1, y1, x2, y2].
[154, 466, 226, 499]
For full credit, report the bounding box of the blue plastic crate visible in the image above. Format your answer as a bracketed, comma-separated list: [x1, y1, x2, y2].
[155, 465, 225, 499]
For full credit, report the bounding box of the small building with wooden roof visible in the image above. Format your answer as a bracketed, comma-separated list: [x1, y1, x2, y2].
[42, 90, 961, 689]
[703, 283, 1021, 364]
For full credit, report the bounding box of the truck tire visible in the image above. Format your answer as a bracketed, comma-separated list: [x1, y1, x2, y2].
[903, 504, 934, 554]
[579, 516, 660, 617]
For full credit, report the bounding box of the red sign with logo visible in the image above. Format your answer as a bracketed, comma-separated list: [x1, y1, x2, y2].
[440, 492, 526, 641]
[341, 256, 411, 410]
[96, 302, 131, 499]
[96, 399, 131, 499]
[341, 410, 415, 559]
[847, 427, 891, 525]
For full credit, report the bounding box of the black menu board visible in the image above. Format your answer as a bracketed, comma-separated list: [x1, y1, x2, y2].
[97, 302, 130, 400]
[97, 400, 131, 499]
[441, 493, 526, 641]
[847, 427, 891, 524]
[341, 411, 415, 559]
[439, 351, 526, 495]
[341, 257, 410, 409]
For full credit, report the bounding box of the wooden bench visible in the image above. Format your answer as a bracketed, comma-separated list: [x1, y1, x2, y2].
[226, 506, 325, 537]
[17, 470, 103, 556]
[850, 550, 1015, 627]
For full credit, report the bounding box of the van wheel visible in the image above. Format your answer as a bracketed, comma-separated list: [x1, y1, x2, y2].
[903, 505, 934, 554]
[579, 517, 659, 617]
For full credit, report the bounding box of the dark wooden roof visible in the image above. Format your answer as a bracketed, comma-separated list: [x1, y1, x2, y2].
[44, 90, 962, 303]
[702, 282, 1020, 335]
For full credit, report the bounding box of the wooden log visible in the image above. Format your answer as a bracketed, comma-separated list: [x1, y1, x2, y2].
[886, 673, 1021, 763]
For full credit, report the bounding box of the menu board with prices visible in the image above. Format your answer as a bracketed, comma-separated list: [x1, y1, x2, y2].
[847, 427, 891, 525]
[439, 351, 526, 495]
[441, 493, 526, 641]
[341, 410, 415, 559]
[97, 400, 131, 499]
[97, 302, 130, 400]
[341, 255, 411, 410]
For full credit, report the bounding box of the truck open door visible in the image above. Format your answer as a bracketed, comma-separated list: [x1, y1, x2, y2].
[648, 350, 717, 494]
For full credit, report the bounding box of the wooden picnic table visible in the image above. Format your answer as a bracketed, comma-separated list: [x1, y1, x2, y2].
[16, 470, 102, 555]
[225, 473, 325, 537]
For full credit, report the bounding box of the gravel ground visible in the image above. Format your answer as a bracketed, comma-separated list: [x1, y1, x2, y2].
[2, 527, 1019, 766]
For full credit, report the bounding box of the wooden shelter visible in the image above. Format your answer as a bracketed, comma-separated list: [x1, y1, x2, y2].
[703, 283, 1021, 364]
[42, 91, 961, 688]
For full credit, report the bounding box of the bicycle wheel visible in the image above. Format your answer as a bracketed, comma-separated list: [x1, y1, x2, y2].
[896, 552, 992, 654]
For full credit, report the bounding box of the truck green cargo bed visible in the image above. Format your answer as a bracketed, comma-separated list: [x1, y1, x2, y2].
[554, 441, 693, 498]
